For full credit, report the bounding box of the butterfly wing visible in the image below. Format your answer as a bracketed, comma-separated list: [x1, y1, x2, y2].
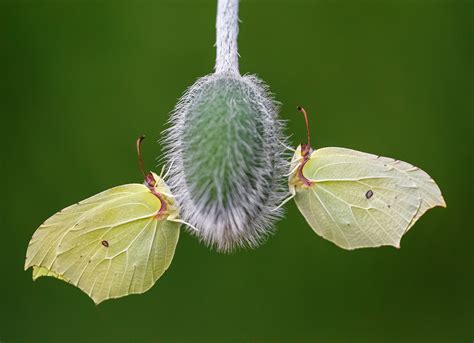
[311, 148, 446, 230]
[291, 147, 445, 249]
[25, 184, 180, 304]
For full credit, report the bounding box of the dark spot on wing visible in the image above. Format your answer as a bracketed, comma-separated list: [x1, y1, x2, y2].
[387, 204, 391, 208]
[365, 190, 374, 199]
[101, 240, 109, 248]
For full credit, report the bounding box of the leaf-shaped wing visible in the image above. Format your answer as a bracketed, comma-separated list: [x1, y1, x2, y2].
[292, 147, 445, 249]
[25, 184, 180, 304]
[313, 148, 446, 230]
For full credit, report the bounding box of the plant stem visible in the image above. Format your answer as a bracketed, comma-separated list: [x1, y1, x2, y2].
[214, 0, 240, 75]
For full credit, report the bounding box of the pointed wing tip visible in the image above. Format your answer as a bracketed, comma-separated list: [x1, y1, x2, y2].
[89, 292, 131, 305]
[89, 293, 126, 305]
[433, 187, 446, 208]
[24, 264, 39, 279]
[92, 298, 103, 305]
[428, 196, 447, 210]
[431, 181, 446, 208]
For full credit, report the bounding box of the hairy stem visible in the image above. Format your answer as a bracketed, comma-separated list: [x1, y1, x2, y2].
[215, 0, 240, 75]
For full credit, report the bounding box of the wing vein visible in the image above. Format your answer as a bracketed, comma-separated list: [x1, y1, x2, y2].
[310, 187, 351, 248]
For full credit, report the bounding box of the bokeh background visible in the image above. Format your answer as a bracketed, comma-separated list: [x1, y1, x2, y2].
[1, 0, 472, 342]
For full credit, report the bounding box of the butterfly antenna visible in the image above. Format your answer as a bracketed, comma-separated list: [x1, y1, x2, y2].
[136, 135, 147, 178]
[297, 106, 311, 147]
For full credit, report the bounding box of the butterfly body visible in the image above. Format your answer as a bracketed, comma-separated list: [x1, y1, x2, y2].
[144, 172, 179, 220]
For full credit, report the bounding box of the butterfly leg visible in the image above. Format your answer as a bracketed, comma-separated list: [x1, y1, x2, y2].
[271, 186, 296, 212]
[167, 213, 199, 231]
[160, 158, 176, 179]
[280, 141, 296, 152]
[285, 159, 303, 176]
[160, 191, 175, 198]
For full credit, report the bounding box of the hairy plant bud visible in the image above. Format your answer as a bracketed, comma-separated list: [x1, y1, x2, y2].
[162, 73, 287, 252]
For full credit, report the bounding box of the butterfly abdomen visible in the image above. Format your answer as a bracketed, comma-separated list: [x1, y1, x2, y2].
[163, 73, 287, 252]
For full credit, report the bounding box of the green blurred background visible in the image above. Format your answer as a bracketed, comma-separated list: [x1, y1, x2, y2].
[1, 0, 472, 342]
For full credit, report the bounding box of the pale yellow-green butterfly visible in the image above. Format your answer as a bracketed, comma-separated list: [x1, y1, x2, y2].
[284, 107, 446, 250]
[25, 136, 194, 304]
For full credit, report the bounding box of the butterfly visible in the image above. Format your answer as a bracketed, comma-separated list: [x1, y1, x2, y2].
[284, 107, 446, 249]
[24, 136, 193, 304]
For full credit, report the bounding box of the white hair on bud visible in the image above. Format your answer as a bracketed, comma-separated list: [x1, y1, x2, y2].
[160, 0, 289, 252]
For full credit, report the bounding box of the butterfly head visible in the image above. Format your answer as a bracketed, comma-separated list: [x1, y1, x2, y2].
[143, 170, 180, 221]
[145, 171, 159, 188]
[135, 135, 177, 215]
[144, 172, 171, 197]
[289, 107, 315, 188]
